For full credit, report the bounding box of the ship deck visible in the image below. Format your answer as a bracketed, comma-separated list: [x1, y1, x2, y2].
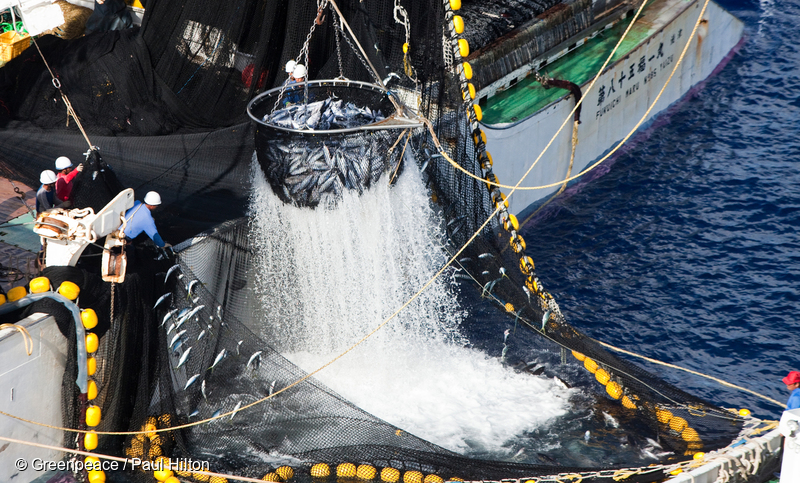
[0, 178, 41, 293]
[481, 0, 691, 125]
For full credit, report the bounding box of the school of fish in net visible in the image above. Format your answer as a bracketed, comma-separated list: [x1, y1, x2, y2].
[259, 96, 404, 207]
[266, 96, 386, 131]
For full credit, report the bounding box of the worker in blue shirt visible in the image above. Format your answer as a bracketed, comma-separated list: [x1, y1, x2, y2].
[123, 191, 167, 248]
[783, 371, 800, 410]
[284, 63, 307, 106]
[36, 170, 57, 214]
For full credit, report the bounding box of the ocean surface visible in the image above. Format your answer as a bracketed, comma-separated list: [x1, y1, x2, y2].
[522, 0, 799, 421]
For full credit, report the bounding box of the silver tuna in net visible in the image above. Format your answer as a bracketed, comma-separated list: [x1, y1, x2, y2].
[247, 79, 422, 207]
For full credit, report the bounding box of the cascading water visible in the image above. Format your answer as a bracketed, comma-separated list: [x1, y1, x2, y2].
[248, 152, 574, 459]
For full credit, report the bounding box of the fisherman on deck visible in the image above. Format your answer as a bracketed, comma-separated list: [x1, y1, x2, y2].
[36, 170, 57, 215]
[123, 191, 168, 249]
[784, 371, 800, 410]
[54, 156, 84, 207]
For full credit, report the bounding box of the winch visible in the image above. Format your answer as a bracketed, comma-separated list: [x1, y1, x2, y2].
[34, 188, 134, 282]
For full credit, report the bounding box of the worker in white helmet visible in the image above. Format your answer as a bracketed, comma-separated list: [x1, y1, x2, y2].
[285, 60, 297, 75]
[291, 63, 306, 82]
[54, 156, 84, 206]
[122, 191, 168, 249]
[36, 170, 58, 214]
[284, 63, 308, 106]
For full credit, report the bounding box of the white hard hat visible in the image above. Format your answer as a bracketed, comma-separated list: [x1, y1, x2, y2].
[40, 170, 57, 184]
[144, 191, 162, 206]
[285, 60, 297, 74]
[55, 156, 73, 170]
[292, 64, 306, 79]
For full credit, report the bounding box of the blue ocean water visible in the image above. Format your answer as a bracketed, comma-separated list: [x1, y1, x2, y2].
[521, 0, 800, 421]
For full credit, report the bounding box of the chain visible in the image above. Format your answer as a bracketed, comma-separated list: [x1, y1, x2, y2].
[393, 0, 410, 45]
[269, 1, 329, 115]
[393, 0, 416, 81]
[333, 14, 345, 79]
[336, 12, 382, 85]
[110, 282, 115, 325]
[516, 465, 668, 483]
[9, 180, 35, 219]
[299, 1, 326, 63]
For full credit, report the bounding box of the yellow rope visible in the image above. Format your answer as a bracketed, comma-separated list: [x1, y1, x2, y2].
[389, 130, 412, 185]
[0, 323, 34, 356]
[594, 340, 785, 408]
[748, 421, 778, 435]
[520, 119, 580, 224]
[561, 119, 579, 194]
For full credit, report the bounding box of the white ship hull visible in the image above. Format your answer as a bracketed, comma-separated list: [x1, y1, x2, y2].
[483, 0, 744, 218]
[0, 314, 68, 481]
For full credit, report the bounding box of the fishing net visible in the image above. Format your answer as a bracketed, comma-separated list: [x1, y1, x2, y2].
[248, 79, 421, 207]
[0, 0, 754, 481]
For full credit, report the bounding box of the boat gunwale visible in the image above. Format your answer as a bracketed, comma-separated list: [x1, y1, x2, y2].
[0, 312, 51, 343]
[479, 0, 704, 131]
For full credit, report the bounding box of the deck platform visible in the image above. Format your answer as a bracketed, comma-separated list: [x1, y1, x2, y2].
[0, 178, 41, 293]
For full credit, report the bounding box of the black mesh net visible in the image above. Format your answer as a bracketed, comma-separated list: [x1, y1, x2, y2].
[0, 0, 752, 481]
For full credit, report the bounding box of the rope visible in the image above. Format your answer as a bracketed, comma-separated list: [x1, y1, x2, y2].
[593, 340, 786, 408]
[110, 282, 115, 328]
[748, 421, 778, 436]
[0, 323, 33, 355]
[564, 120, 579, 193]
[437, 0, 706, 193]
[29, 36, 93, 149]
[516, 118, 580, 225]
[501, 308, 743, 422]
[388, 130, 411, 185]
[393, 0, 416, 81]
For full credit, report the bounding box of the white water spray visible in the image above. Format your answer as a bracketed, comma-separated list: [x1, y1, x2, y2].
[249, 154, 572, 457]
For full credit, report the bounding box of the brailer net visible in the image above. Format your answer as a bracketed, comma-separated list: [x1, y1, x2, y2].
[0, 0, 758, 480]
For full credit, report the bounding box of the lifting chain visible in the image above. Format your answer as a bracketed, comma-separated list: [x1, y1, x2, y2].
[270, 0, 329, 115]
[110, 282, 115, 326]
[337, 13, 382, 85]
[332, 14, 345, 79]
[9, 179, 35, 219]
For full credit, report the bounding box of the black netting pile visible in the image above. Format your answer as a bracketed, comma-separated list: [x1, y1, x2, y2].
[0, 0, 750, 481]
